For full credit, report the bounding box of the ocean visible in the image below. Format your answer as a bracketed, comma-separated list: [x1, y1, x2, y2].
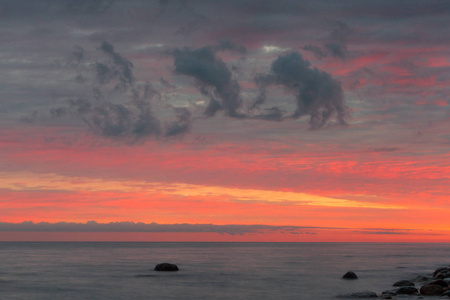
[0, 242, 448, 299]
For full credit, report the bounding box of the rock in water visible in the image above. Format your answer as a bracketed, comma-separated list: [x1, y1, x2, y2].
[419, 284, 444, 296]
[429, 279, 448, 287]
[434, 267, 450, 278]
[337, 291, 377, 298]
[342, 271, 358, 279]
[154, 263, 179, 271]
[380, 290, 396, 299]
[434, 267, 450, 279]
[393, 280, 414, 287]
[396, 286, 418, 295]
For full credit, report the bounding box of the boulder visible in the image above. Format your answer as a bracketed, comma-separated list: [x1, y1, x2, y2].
[434, 267, 450, 279]
[380, 290, 396, 299]
[420, 284, 444, 296]
[429, 279, 448, 287]
[434, 267, 450, 278]
[393, 280, 414, 287]
[154, 263, 179, 271]
[342, 271, 358, 280]
[337, 291, 377, 298]
[436, 271, 450, 280]
[413, 275, 429, 282]
[396, 286, 418, 295]
[381, 290, 396, 296]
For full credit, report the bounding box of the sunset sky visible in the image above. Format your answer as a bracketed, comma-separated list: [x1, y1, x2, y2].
[1, 0, 449, 242]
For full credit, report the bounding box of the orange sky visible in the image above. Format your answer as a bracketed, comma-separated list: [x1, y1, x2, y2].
[1, 129, 449, 242]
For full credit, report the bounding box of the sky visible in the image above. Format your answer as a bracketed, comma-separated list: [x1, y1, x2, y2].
[1, 0, 449, 242]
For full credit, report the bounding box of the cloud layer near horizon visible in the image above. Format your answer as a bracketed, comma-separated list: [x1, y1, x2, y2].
[0, 221, 431, 237]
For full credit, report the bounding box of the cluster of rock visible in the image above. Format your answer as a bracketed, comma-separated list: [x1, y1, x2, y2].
[380, 266, 450, 299]
[339, 266, 450, 299]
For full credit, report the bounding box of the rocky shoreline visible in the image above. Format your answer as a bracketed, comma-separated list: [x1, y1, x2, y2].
[338, 266, 450, 299]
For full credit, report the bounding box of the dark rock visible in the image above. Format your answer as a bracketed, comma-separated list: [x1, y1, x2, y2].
[434, 267, 450, 279]
[441, 290, 450, 297]
[434, 267, 450, 278]
[342, 271, 358, 279]
[381, 290, 397, 296]
[396, 286, 418, 295]
[337, 291, 377, 298]
[420, 284, 444, 296]
[413, 275, 429, 282]
[429, 279, 448, 287]
[436, 271, 450, 280]
[154, 263, 179, 271]
[393, 280, 415, 287]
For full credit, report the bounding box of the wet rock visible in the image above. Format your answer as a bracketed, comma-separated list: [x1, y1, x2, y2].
[154, 263, 179, 271]
[434, 267, 450, 279]
[396, 286, 418, 295]
[337, 291, 377, 298]
[381, 290, 396, 296]
[441, 290, 450, 297]
[380, 290, 396, 299]
[434, 267, 450, 278]
[342, 271, 358, 280]
[436, 271, 450, 280]
[420, 284, 445, 295]
[429, 279, 448, 287]
[413, 275, 429, 282]
[393, 280, 414, 287]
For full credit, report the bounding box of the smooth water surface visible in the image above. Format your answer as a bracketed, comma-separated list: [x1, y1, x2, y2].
[0, 242, 449, 299]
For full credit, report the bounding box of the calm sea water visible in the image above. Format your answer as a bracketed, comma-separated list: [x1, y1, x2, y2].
[0, 242, 449, 299]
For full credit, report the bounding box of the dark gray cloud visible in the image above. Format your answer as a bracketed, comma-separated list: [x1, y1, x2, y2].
[302, 44, 327, 59]
[52, 42, 193, 141]
[354, 230, 407, 235]
[215, 40, 247, 55]
[254, 52, 349, 129]
[342, 0, 450, 19]
[303, 21, 351, 60]
[352, 228, 440, 235]
[1, 221, 431, 236]
[325, 21, 351, 59]
[60, 68, 162, 141]
[70, 46, 85, 65]
[82, 94, 161, 140]
[366, 147, 401, 153]
[324, 42, 347, 59]
[63, 0, 115, 14]
[0, 221, 331, 235]
[303, 43, 345, 59]
[173, 45, 243, 117]
[19, 110, 38, 124]
[254, 107, 285, 122]
[165, 107, 192, 137]
[97, 41, 134, 91]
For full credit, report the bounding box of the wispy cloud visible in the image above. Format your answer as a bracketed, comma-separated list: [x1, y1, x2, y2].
[0, 171, 405, 209]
